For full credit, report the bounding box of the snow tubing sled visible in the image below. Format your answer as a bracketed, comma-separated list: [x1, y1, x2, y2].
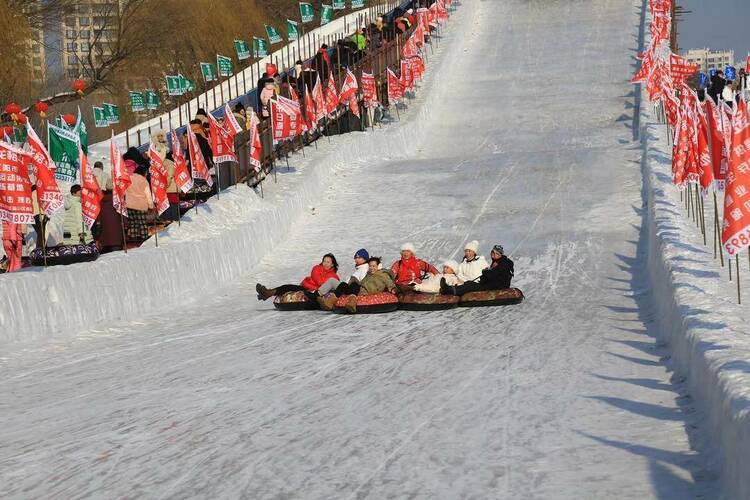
[398, 292, 460, 311]
[273, 291, 318, 311]
[458, 288, 524, 307]
[334, 292, 399, 314]
[29, 242, 99, 267]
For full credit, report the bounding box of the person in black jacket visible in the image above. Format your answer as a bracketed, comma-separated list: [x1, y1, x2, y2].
[441, 244, 514, 295]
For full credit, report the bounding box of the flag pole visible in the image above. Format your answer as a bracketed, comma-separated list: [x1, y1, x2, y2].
[736, 253, 741, 303]
[121, 195, 128, 254]
[714, 191, 723, 266]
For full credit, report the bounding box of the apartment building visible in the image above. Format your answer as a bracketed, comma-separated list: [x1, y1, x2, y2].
[683, 48, 735, 73]
[61, 0, 120, 79]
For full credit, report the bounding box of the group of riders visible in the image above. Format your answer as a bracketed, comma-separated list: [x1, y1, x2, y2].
[256, 241, 514, 313]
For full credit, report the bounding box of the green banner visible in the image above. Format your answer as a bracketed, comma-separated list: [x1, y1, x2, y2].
[201, 62, 217, 82]
[178, 74, 195, 93]
[166, 75, 182, 96]
[351, 0, 364, 7]
[145, 90, 160, 110]
[333, 0, 345, 10]
[265, 25, 283, 44]
[129, 91, 145, 112]
[234, 39, 250, 60]
[13, 125, 27, 144]
[217, 54, 233, 77]
[74, 109, 87, 153]
[103, 103, 119, 124]
[253, 37, 268, 58]
[287, 20, 299, 41]
[48, 123, 80, 183]
[93, 107, 108, 127]
[299, 2, 314, 23]
[320, 4, 333, 25]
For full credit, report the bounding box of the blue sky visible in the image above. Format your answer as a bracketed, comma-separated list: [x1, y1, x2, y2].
[678, 0, 749, 61]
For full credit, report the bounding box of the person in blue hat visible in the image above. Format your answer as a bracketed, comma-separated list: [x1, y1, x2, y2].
[317, 248, 371, 310]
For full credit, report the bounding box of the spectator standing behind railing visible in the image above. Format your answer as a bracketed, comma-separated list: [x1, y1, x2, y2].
[352, 28, 367, 51]
[125, 165, 154, 243]
[314, 44, 332, 80]
[707, 70, 725, 103]
[63, 185, 89, 245]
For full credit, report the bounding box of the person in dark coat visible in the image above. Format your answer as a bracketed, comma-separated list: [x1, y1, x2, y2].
[314, 44, 332, 81]
[441, 244, 514, 295]
[707, 70, 725, 103]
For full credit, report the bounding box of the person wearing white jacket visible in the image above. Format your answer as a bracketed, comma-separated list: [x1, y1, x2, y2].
[317, 249, 371, 309]
[456, 240, 489, 283]
[414, 260, 461, 294]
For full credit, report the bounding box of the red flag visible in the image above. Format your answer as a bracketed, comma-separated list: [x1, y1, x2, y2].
[171, 130, 193, 193]
[400, 59, 414, 92]
[289, 85, 300, 102]
[303, 85, 317, 129]
[249, 114, 262, 173]
[670, 53, 699, 84]
[402, 35, 419, 59]
[722, 99, 750, 256]
[271, 98, 301, 143]
[26, 123, 63, 217]
[79, 146, 102, 229]
[414, 24, 426, 47]
[223, 103, 243, 141]
[417, 8, 430, 32]
[147, 145, 170, 216]
[338, 69, 359, 104]
[110, 133, 131, 217]
[410, 56, 425, 80]
[696, 106, 715, 195]
[187, 127, 213, 187]
[324, 73, 339, 116]
[435, 0, 449, 20]
[387, 68, 403, 104]
[361, 72, 379, 109]
[208, 111, 237, 164]
[312, 76, 327, 122]
[277, 95, 305, 135]
[0, 140, 33, 224]
[704, 98, 728, 188]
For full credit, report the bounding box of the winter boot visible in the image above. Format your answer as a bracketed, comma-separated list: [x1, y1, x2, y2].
[439, 277, 455, 295]
[344, 295, 358, 314]
[317, 293, 338, 311]
[256, 283, 275, 301]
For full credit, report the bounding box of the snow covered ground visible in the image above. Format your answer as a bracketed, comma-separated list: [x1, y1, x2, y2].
[0, 0, 729, 498]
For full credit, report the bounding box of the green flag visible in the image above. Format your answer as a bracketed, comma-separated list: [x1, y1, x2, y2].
[265, 25, 283, 44]
[333, 0, 345, 10]
[13, 125, 27, 144]
[166, 75, 182, 96]
[74, 108, 88, 153]
[217, 55, 233, 77]
[287, 20, 299, 41]
[93, 107, 108, 127]
[178, 74, 195, 93]
[320, 4, 333, 25]
[253, 37, 268, 58]
[299, 2, 314, 23]
[103, 103, 119, 125]
[201, 62, 217, 82]
[351, 0, 364, 8]
[48, 123, 80, 183]
[129, 91, 145, 112]
[234, 39, 250, 60]
[145, 90, 160, 110]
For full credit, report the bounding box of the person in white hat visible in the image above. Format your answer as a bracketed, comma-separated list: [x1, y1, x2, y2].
[389, 242, 439, 292]
[456, 240, 489, 283]
[414, 259, 461, 294]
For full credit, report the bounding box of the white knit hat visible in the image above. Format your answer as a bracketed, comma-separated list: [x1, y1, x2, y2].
[401, 242, 416, 253]
[464, 240, 479, 253]
[443, 259, 459, 273]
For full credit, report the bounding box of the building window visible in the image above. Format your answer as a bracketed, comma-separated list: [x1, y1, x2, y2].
[80, 42, 90, 52]
[65, 17, 75, 26]
[79, 17, 90, 27]
[68, 68, 79, 78]
[66, 42, 77, 52]
[67, 55, 78, 65]
[66, 29, 77, 39]
[80, 30, 90, 39]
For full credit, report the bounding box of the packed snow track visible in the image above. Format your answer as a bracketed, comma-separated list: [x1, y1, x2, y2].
[0, 0, 721, 498]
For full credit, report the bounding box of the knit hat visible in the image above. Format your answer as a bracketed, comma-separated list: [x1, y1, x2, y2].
[400, 242, 416, 253]
[492, 244, 504, 255]
[464, 240, 479, 253]
[354, 248, 369, 260]
[443, 259, 459, 274]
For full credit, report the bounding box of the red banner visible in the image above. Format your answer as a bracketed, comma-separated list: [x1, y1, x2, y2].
[338, 69, 359, 104]
[312, 76, 327, 122]
[304, 85, 317, 129]
[387, 68, 403, 104]
[722, 99, 750, 256]
[223, 103, 243, 139]
[171, 130, 193, 193]
[271, 98, 302, 144]
[26, 123, 63, 217]
[79, 146, 102, 229]
[249, 114, 262, 173]
[361, 72, 379, 109]
[704, 98, 727, 188]
[110, 134, 131, 216]
[324, 73, 339, 116]
[402, 35, 419, 59]
[400, 59, 414, 92]
[670, 53, 699, 84]
[187, 127, 213, 187]
[414, 24, 426, 47]
[208, 111, 237, 164]
[0, 141, 33, 224]
[147, 145, 170, 216]
[410, 56, 425, 80]
[696, 106, 715, 195]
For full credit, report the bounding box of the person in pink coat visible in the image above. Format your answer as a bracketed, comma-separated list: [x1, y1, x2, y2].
[2, 221, 24, 273]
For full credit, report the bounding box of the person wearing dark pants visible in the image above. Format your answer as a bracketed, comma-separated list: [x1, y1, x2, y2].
[441, 244, 514, 295]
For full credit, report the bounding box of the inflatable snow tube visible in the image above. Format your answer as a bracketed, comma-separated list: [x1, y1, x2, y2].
[273, 290, 318, 311]
[458, 288, 524, 307]
[334, 292, 399, 314]
[29, 242, 100, 267]
[399, 292, 460, 311]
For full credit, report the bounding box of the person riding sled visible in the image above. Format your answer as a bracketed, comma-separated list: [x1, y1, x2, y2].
[441, 244, 514, 295]
[389, 242, 439, 293]
[456, 240, 489, 283]
[257, 253, 340, 301]
[414, 259, 461, 294]
[343, 257, 398, 313]
[316, 248, 370, 310]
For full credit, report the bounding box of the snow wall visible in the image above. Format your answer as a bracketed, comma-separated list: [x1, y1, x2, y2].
[0, 3, 469, 344]
[640, 97, 750, 498]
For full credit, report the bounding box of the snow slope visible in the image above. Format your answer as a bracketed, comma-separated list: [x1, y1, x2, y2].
[0, 0, 724, 498]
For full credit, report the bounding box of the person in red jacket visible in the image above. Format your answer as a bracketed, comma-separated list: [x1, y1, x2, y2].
[256, 253, 340, 300]
[389, 242, 439, 293]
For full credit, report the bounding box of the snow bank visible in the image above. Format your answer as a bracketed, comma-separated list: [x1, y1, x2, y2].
[640, 97, 750, 497]
[0, 6, 471, 344]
